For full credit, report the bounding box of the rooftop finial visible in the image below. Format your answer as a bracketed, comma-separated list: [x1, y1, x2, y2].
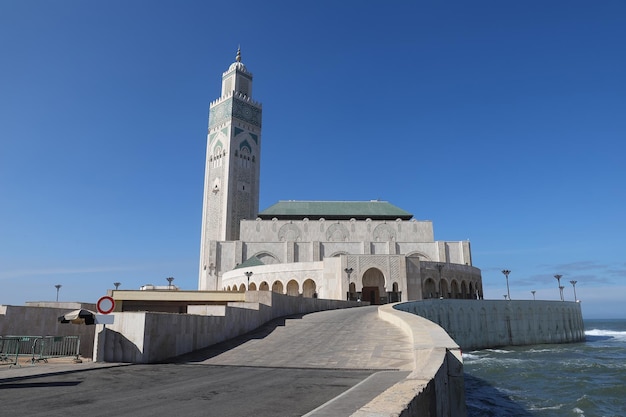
[236, 46, 241, 62]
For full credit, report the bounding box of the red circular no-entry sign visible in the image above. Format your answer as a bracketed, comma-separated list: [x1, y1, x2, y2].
[97, 296, 115, 314]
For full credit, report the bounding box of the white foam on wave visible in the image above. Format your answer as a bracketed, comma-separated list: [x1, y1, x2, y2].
[528, 404, 564, 411]
[462, 352, 482, 361]
[585, 329, 626, 340]
[527, 348, 555, 353]
[486, 348, 512, 354]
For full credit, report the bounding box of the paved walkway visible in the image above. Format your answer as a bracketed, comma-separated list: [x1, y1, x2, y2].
[177, 305, 414, 371]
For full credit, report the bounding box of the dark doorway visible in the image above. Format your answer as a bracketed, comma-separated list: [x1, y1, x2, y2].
[362, 286, 379, 304]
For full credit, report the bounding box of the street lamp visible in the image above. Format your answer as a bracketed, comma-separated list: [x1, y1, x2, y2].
[113, 282, 121, 290]
[501, 270, 511, 301]
[531, 290, 536, 300]
[554, 274, 563, 301]
[55, 284, 62, 302]
[570, 280, 578, 301]
[436, 264, 444, 299]
[245, 271, 253, 290]
[344, 268, 353, 301]
[503, 294, 508, 300]
[166, 277, 174, 289]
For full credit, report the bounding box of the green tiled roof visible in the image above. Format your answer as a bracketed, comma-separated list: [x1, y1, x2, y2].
[258, 201, 413, 221]
[234, 256, 265, 269]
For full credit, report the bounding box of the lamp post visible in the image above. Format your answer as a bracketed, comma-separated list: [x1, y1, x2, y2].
[55, 284, 62, 302]
[344, 267, 353, 301]
[503, 294, 508, 300]
[570, 280, 578, 301]
[436, 264, 444, 299]
[245, 271, 253, 290]
[501, 269, 511, 301]
[554, 274, 563, 301]
[113, 282, 121, 290]
[166, 277, 174, 289]
[531, 290, 536, 301]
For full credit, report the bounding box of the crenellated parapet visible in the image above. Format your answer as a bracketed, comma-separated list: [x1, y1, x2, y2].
[210, 90, 262, 109]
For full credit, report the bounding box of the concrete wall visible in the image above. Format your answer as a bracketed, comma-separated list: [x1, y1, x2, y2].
[93, 291, 363, 363]
[394, 299, 585, 351]
[0, 304, 96, 358]
[353, 304, 467, 417]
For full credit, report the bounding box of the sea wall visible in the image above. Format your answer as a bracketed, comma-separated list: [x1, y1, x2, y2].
[394, 299, 585, 351]
[93, 291, 362, 363]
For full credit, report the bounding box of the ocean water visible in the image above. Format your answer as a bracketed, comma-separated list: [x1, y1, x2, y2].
[464, 319, 626, 417]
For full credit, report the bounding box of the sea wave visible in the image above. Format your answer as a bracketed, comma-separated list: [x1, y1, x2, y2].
[585, 329, 626, 340]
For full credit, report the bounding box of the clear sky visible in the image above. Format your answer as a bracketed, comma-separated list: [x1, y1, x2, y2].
[1, 1, 624, 319]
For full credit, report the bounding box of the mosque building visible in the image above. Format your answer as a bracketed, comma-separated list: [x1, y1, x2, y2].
[198, 49, 483, 304]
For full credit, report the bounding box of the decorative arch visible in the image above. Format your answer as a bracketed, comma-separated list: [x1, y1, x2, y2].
[329, 251, 348, 257]
[259, 281, 269, 291]
[239, 139, 252, 154]
[460, 281, 468, 299]
[286, 280, 299, 296]
[372, 223, 396, 242]
[450, 280, 460, 298]
[406, 251, 431, 261]
[249, 282, 257, 291]
[272, 280, 284, 294]
[302, 279, 316, 298]
[326, 223, 349, 241]
[238, 283, 246, 292]
[390, 281, 400, 302]
[440, 279, 450, 298]
[254, 251, 280, 265]
[278, 223, 301, 242]
[423, 278, 437, 299]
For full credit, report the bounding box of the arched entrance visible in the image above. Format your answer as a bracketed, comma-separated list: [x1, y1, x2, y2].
[362, 268, 385, 305]
[249, 282, 257, 291]
[259, 281, 269, 291]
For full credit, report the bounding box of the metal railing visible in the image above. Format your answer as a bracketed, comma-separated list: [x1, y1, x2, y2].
[0, 335, 81, 367]
[0, 337, 20, 367]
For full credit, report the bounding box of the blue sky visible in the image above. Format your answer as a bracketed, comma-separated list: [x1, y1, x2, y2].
[1, 1, 624, 319]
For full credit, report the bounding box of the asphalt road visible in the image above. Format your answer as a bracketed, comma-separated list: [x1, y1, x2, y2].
[1, 306, 414, 416]
[0, 363, 375, 417]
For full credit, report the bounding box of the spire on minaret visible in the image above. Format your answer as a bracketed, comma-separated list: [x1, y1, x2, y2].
[236, 46, 241, 63]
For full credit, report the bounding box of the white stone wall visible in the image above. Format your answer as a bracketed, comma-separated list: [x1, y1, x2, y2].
[395, 299, 585, 350]
[240, 218, 435, 243]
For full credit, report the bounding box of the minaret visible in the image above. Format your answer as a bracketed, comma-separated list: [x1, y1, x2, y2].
[198, 48, 262, 290]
